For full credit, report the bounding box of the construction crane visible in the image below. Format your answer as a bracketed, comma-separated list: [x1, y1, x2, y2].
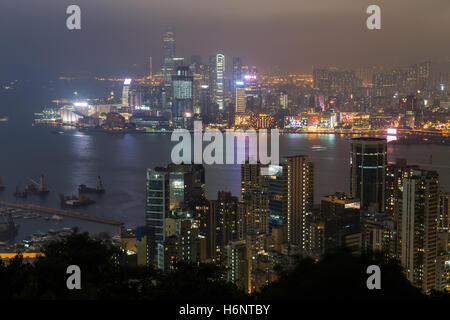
[25, 175, 49, 195]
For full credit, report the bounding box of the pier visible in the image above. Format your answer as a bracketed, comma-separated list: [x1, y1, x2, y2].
[0, 201, 124, 226]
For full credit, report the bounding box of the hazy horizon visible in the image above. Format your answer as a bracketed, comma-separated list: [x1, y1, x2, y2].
[0, 0, 449, 79]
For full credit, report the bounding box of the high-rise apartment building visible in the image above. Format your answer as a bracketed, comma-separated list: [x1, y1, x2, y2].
[398, 169, 439, 293]
[209, 191, 240, 262]
[283, 156, 314, 250]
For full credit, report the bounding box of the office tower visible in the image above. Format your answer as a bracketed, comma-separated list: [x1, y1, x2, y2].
[398, 169, 439, 293]
[173, 57, 185, 69]
[167, 163, 205, 210]
[215, 54, 225, 110]
[162, 26, 176, 87]
[232, 57, 243, 83]
[235, 82, 246, 114]
[280, 91, 288, 109]
[209, 191, 239, 262]
[200, 84, 212, 123]
[122, 79, 132, 107]
[172, 66, 193, 128]
[149, 56, 153, 79]
[145, 167, 169, 269]
[350, 137, 387, 212]
[190, 54, 202, 73]
[283, 156, 314, 250]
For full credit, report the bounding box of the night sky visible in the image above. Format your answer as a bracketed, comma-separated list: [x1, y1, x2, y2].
[0, 0, 449, 79]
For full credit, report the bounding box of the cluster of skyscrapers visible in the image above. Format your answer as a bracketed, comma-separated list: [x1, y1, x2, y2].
[135, 137, 449, 294]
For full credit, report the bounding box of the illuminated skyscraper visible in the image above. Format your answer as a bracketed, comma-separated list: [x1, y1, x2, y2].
[398, 169, 439, 293]
[283, 156, 314, 250]
[162, 26, 176, 87]
[209, 191, 239, 262]
[122, 78, 132, 106]
[172, 66, 193, 128]
[235, 81, 246, 114]
[350, 138, 387, 212]
[280, 91, 288, 109]
[215, 53, 225, 110]
[232, 57, 243, 83]
[145, 167, 169, 269]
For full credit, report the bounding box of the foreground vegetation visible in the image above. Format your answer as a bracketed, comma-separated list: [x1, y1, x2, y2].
[0, 233, 447, 300]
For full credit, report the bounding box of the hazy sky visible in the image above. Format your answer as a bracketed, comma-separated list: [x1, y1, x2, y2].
[0, 0, 449, 79]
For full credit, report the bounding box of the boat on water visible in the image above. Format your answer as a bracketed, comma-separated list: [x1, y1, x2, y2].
[78, 176, 105, 194]
[60, 194, 96, 207]
[311, 145, 327, 151]
[25, 175, 49, 196]
[51, 215, 63, 221]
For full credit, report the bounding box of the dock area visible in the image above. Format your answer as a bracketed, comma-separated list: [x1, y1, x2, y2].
[0, 201, 123, 226]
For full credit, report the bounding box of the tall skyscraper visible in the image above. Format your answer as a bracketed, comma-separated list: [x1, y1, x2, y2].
[241, 162, 270, 235]
[235, 81, 246, 114]
[385, 158, 419, 257]
[280, 91, 288, 109]
[350, 137, 387, 212]
[209, 191, 240, 262]
[172, 66, 193, 128]
[398, 169, 439, 293]
[145, 167, 169, 269]
[162, 26, 176, 87]
[283, 156, 314, 250]
[167, 163, 205, 210]
[215, 54, 225, 110]
[232, 57, 243, 83]
[122, 78, 132, 107]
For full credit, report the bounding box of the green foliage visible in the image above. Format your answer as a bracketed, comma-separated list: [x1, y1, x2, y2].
[1, 236, 447, 300]
[257, 248, 427, 300]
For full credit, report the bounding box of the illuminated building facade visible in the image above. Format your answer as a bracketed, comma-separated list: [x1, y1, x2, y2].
[283, 156, 314, 250]
[163, 26, 176, 87]
[215, 54, 225, 110]
[172, 67, 193, 128]
[235, 82, 246, 114]
[350, 138, 387, 212]
[398, 169, 439, 293]
[145, 168, 169, 269]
